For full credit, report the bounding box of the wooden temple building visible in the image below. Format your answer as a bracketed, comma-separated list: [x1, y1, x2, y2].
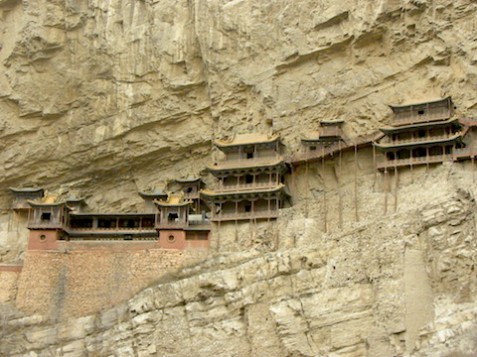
[301, 119, 346, 157]
[201, 134, 290, 222]
[154, 193, 210, 249]
[173, 177, 205, 214]
[20, 188, 210, 250]
[10, 96, 477, 251]
[373, 97, 473, 170]
[9, 187, 44, 211]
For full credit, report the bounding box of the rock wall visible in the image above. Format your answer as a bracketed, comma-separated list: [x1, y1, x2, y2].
[2, 0, 477, 355]
[1, 183, 477, 356]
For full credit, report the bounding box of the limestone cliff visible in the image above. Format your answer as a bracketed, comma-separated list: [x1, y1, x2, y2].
[1, 0, 477, 356]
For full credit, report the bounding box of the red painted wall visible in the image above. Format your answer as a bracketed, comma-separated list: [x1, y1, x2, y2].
[28, 230, 60, 250]
[158, 230, 187, 249]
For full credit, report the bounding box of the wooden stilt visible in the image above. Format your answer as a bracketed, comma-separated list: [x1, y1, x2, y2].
[394, 165, 398, 213]
[291, 164, 295, 194]
[305, 160, 309, 218]
[472, 155, 475, 183]
[354, 144, 359, 222]
[373, 145, 377, 191]
[217, 202, 222, 252]
[384, 169, 388, 215]
[235, 201, 238, 243]
[322, 145, 327, 233]
[338, 141, 342, 229]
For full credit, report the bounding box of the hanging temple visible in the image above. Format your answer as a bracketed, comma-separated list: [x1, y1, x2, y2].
[8, 97, 477, 252]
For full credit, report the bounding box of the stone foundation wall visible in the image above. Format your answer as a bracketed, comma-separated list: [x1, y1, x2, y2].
[15, 244, 207, 319]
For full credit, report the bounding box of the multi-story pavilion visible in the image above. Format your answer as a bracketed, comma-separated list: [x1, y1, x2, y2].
[201, 134, 289, 222]
[154, 193, 210, 249]
[374, 97, 466, 170]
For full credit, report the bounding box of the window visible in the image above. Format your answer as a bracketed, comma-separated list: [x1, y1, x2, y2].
[244, 147, 254, 159]
[244, 203, 252, 212]
[168, 213, 179, 222]
[417, 130, 426, 138]
[310, 146, 317, 151]
[418, 110, 425, 115]
[186, 187, 193, 193]
[41, 212, 51, 221]
[245, 174, 254, 184]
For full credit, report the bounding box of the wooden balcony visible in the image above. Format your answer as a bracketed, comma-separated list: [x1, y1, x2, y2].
[376, 146, 477, 170]
[392, 110, 451, 126]
[28, 220, 66, 230]
[67, 227, 155, 234]
[155, 221, 187, 229]
[375, 133, 461, 149]
[209, 156, 284, 171]
[215, 182, 279, 193]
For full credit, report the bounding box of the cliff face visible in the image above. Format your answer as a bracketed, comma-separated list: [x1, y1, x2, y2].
[2, 178, 477, 356]
[2, 0, 477, 356]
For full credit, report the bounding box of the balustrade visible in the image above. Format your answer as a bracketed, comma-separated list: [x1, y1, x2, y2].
[393, 110, 451, 126]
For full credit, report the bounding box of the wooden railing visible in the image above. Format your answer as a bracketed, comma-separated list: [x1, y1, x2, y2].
[27, 220, 65, 229]
[210, 156, 282, 170]
[155, 221, 187, 229]
[68, 226, 155, 232]
[216, 182, 278, 193]
[379, 133, 460, 146]
[376, 154, 452, 169]
[392, 110, 451, 126]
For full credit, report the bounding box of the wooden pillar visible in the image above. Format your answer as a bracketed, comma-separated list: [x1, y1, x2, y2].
[472, 140, 475, 183]
[384, 169, 388, 215]
[394, 164, 398, 213]
[250, 200, 254, 223]
[373, 145, 377, 191]
[234, 200, 238, 242]
[354, 144, 359, 222]
[290, 164, 295, 194]
[338, 140, 342, 229]
[217, 202, 222, 252]
[305, 160, 309, 218]
[322, 145, 327, 233]
[426, 147, 430, 170]
[267, 198, 271, 223]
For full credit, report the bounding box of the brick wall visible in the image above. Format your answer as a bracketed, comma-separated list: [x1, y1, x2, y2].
[15, 243, 206, 319]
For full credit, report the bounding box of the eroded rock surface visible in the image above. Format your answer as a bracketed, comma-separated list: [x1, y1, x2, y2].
[2, 0, 477, 356]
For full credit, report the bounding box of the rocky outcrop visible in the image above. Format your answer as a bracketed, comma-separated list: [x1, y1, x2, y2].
[2, 179, 477, 356]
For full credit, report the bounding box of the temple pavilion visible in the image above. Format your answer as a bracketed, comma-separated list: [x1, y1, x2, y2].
[301, 119, 346, 157]
[201, 133, 289, 222]
[9, 187, 44, 211]
[154, 192, 210, 249]
[173, 177, 205, 214]
[373, 97, 466, 169]
[26, 195, 71, 249]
